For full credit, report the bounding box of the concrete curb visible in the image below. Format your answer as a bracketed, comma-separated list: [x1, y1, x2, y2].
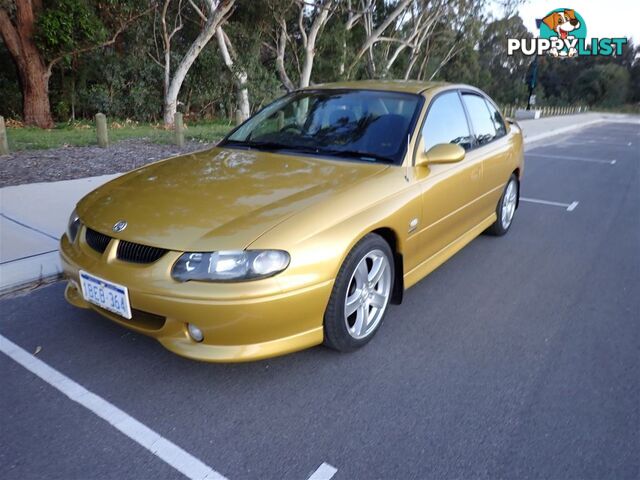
[1, 173, 119, 295]
[0, 251, 62, 294]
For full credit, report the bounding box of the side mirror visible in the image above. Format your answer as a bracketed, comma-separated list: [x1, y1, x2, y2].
[416, 142, 466, 167]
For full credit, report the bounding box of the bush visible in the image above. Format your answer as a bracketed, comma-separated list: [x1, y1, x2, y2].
[574, 64, 630, 107]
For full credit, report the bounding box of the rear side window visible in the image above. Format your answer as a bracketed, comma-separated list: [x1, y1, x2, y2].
[462, 93, 500, 146]
[485, 100, 507, 138]
[421, 92, 473, 152]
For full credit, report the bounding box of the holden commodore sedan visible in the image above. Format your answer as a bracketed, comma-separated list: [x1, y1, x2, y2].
[60, 80, 523, 362]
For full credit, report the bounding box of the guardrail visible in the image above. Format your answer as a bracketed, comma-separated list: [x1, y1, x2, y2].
[500, 105, 590, 118]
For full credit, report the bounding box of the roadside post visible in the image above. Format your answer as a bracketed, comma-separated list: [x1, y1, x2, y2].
[525, 57, 538, 111]
[174, 112, 185, 147]
[95, 113, 108, 148]
[0, 116, 8, 155]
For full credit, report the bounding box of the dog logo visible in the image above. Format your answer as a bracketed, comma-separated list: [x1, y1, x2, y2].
[539, 8, 585, 57]
[507, 7, 626, 58]
[112, 220, 127, 233]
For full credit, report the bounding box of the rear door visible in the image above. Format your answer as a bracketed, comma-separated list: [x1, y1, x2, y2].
[460, 92, 513, 219]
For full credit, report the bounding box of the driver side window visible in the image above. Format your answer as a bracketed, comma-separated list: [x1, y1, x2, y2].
[421, 92, 473, 152]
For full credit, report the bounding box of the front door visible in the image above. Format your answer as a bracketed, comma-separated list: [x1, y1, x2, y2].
[414, 91, 484, 267]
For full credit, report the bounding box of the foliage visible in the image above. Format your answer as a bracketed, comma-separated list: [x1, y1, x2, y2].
[0, 42, 21, 117]
[573, 64, 630, 107]
[36, 0, 107, 58]
[1, 0, 638, 126]
[477, 15, 532, 104]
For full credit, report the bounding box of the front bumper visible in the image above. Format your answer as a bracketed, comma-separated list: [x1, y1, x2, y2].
[60, 233, 332, 362]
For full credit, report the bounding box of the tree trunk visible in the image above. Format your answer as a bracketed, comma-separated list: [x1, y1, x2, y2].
[163, 84, 180, 126]
[299, 45, 315, 88]
[0, 3, 55, 128]
[162, 36, 209, 125]
[21, 54, 53, 128]
[215, 27, 250, 122]
[275, 20, 295, 91]
[237, 86, 250, 121]
[298, 1, 331, 88]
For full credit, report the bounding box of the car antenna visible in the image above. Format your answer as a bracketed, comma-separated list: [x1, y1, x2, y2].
[405, 134, 411, 182]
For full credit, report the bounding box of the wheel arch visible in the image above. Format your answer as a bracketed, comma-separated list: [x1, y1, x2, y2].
[371, 227, 404, 305]
[512, 168, 521, 209]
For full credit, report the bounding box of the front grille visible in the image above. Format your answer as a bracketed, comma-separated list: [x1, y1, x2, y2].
[85, 228, 111, 253]
[116, 240, 167, 264]
[84, 226, 166, 264]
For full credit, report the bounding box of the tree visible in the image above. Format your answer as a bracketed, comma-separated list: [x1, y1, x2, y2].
[340, 0, 481, 81]
[153, 0, 235, 126]
[0, 0, 53, 127]
[181, 0, 251, 121]
[215, 26, 250, 121]
[574, 64, 630, 107]
[272, 0, 334, 91]
[0, 0, 144, 128]
[346, 0, 412, 78]
[476, 14, 531, 103]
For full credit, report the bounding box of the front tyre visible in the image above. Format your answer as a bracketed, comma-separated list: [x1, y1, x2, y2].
[486, 174, 519, 236]
[323, 234, 394, 352]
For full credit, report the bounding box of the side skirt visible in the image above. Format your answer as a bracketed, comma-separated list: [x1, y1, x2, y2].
[403, 213, 497, 289]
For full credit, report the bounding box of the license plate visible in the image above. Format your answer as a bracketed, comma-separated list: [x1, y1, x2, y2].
[79, 270, 132, 319]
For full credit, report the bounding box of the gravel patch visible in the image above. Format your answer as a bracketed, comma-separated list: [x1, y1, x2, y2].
[0, 139, 215, 188]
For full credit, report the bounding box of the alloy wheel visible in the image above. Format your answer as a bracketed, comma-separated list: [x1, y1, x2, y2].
[344, 249, 391, 339]
[501, 179, 518, 229]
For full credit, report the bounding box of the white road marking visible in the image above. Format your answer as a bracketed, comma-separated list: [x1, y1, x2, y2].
[520, 197, 579, 212]
[308, 463, 338, 480]
[0, 334, 227, 480]
[573, 140, 628, 148]
[527, 153, 616, 165]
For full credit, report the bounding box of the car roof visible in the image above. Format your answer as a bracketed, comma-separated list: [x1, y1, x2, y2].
[302, 80, 449, 95]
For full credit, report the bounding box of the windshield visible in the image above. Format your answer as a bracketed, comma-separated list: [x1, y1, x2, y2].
[221, 89, 423, 165]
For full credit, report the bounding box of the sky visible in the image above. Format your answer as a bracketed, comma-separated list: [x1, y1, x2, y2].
[496, 0, 640, 43]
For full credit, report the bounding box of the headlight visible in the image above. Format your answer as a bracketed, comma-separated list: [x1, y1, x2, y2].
[66, 208, 81, 243]
[172, 250, 290, 282]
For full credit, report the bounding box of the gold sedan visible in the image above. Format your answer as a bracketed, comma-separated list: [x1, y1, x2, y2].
[60, 81, 524, 362]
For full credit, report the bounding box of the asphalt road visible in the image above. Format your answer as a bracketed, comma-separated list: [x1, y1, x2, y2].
[1, 122, 639, 480]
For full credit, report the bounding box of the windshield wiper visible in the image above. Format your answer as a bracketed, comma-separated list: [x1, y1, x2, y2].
[224, 141, 328, 156]
[316, 149, 395, 164]
[222, 140, 293, 151]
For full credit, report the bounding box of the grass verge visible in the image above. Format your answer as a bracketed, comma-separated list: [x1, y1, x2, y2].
[6, 120, 234, 151]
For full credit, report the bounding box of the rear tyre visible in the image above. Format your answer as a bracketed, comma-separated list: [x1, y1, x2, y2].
[323, 234, 394, 352]
[486, 174, 519, 236]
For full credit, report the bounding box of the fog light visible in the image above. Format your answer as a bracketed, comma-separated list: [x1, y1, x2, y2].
[187, 323, 204, 342]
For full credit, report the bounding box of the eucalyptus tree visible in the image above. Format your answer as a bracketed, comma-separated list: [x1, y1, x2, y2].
[151, 0, 235, 126]
[270, 0, 334, 91]
[0, 0, 145, 128]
